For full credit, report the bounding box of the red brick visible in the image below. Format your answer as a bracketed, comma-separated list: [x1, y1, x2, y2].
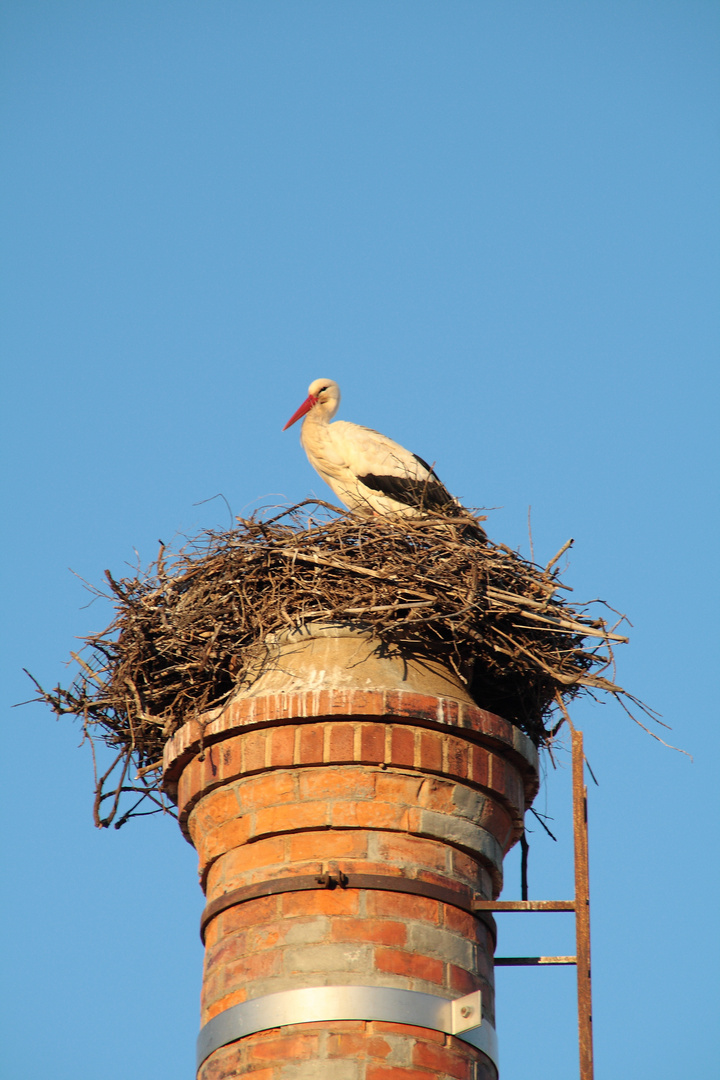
[445, 735, 469, 780]
[334, 859, 412, 879]
[239, 771, 296, 811]
[450, 848, 484, 887]
[413, 1041, 472, 1079]
[242, 730, 268, 773]
[388, 690, 433, 719]
[370, 1021, 444, 1043]
[330, 917, 407, 947]
[477, 801, 515, 850]
[361, 724, 385, 762]
[415, 869, 459, 891]
[213, 813, 252, 848]
[248, 1031, 320, 1062]
[327, 1032, 392, 1058]
[269, 725, 295, 767]
[204, 928, 249, 974]
[272, 694, 295, 719]
[219, 734, 244, 776]
[222, 1066, 272, 1080]
[441, 699, 460, 726]
[502, 766, 521, 806]
[205, 857, 225, 896]
[368, 892, 441, 924]
[448, 964, 480, 995]
[419, 777, 456, 814]
[203, 917, 220, 950]
[329, 722, 356, 761]
[300, 767, 375, 801]
[487, 752, 505, 793]
[375, 773, 424, 804]
[298, 1020, 365, 1033]
[192, 785, 241, 829]
[225, 947, 283, 985]
[196, 815, 252, 867]
[204, 987, 247, 1022]
[176, 761, 199, 812]
[367, 1066, 435, 1080]
[221, 835, 287, 886]
[469, 746, 489, 787]
[333, 800, 409, 830]
[349, 690, 384, 716]
[282, 888, 360, 917]
[254, 800, 328, 837]
[221, 894, 278, 933]
[199, 1045, 270, 1080]
[298, 724, 325, 763]
[245, 921, 287, 952]
[375, 833, 448, 874]
[287, 829, 368, 863]
[419, 731, 442, 771]
[374, 947, 444, 984]
[199, 969, 225, 1012]
[442, 906, 477, 938]
[390, 725, 416, 768]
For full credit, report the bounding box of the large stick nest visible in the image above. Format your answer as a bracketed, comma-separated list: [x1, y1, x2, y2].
[32, 501, 655, 828]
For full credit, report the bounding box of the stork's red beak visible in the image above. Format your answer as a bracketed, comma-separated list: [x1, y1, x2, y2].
[282, 394, 317, 431]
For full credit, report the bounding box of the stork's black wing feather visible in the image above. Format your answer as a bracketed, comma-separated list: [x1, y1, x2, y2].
[356, 470, 455, 512]
[412, 452, 434, 473]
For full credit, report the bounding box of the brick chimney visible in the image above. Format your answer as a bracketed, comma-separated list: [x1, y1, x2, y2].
[163, 623, 539, 1079]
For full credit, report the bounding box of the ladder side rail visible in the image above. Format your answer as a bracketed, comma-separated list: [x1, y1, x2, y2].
[572, 728, 594, 1080]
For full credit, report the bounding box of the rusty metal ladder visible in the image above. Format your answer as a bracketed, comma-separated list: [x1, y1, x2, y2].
[474, 728, 594, 1080]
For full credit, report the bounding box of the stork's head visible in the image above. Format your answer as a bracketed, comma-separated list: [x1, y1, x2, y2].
[283, 378, 340, 430]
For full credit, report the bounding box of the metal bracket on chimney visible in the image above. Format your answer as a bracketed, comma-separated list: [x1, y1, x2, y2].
[199, 872, 497, 946]
[196, 986, 498, 1073]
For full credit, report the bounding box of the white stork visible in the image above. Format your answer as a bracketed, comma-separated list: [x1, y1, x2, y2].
[282, 377, 469, 520]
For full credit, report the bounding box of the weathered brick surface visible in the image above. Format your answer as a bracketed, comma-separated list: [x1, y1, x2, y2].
[198, 1022, 496, 1080]
[188, 755, 521, 894]
[167, 692, 539, 830]
[170, 690, 537, 1079]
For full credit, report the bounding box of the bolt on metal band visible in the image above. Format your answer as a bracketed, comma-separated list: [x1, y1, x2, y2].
[197, 985, 498, 1073]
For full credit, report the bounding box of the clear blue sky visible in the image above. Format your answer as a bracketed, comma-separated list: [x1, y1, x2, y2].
[1, 3, 718, 1078]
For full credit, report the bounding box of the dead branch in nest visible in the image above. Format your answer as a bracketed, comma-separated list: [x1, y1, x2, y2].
[30, 500, 657, 827]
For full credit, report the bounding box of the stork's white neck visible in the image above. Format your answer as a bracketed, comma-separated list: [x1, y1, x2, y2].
[305, 397, 339, 427]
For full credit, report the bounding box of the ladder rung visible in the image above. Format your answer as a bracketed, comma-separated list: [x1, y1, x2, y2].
[474, 900, 576, 912]
[495, 956, 577, 966]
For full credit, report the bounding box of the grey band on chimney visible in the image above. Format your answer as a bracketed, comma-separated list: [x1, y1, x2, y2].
[196, 985, 498, 1072]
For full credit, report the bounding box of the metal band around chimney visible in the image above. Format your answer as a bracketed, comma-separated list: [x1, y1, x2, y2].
[200, 873, 497, 946]
[196, 986, 499, 1072]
